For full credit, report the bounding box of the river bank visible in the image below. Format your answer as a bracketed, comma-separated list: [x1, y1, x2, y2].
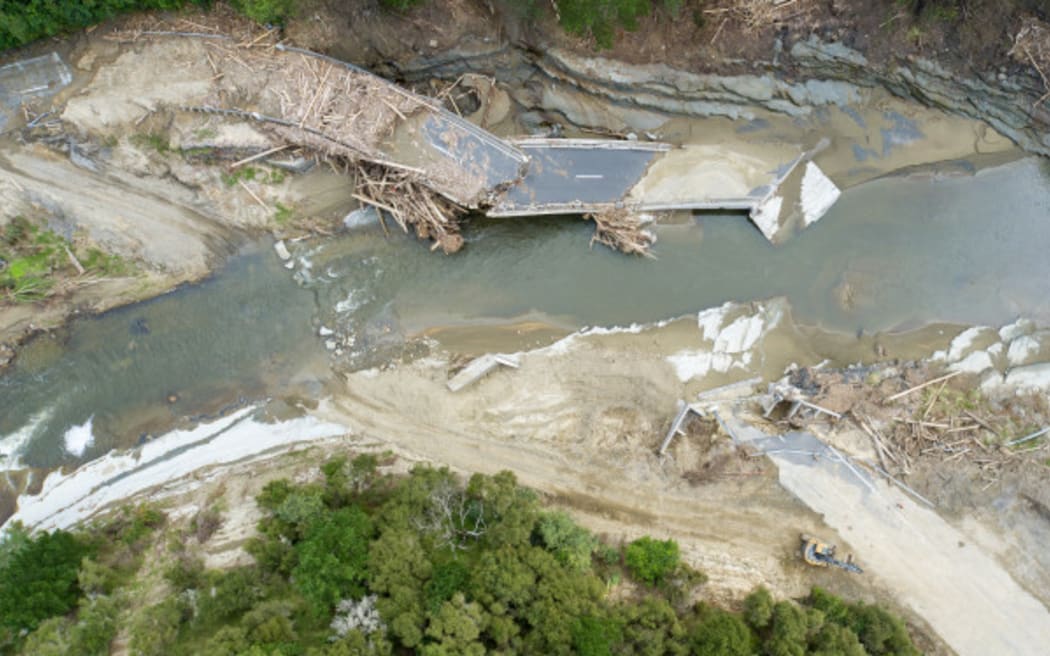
[2, 5, 1050, 653]
[6, 300, 1050, 654]
[0, 1, 1029, 370]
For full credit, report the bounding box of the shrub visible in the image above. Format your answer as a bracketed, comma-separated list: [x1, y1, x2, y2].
[293, 506, 374, 614]
[0, 528, 91, 637]
[380, 0, 425, 10]
[128, 597, 187, 656]
[424, 559, 470, 613]
[571, 614, 622, 656]
[70, 594, 121, 655]
[535, 511, 598, 572]
[0, 1, 212, 52]
[743, 586, 774, 630]
[230, 0, 293, 24]
[557, 0, 653, 49]
[164, 554, 207, 591]
[690, 607, 754, 656]
[198, 567, 269, 623]
[624, 536, 679, 586]
[257, 478, 295, 511]
[117, 504, 166, 546]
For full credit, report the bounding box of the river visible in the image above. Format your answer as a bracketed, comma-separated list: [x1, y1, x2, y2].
[2, 156, 1050, 477]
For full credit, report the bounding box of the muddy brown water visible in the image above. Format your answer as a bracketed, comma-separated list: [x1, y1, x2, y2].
[2, 157, 1050, 476]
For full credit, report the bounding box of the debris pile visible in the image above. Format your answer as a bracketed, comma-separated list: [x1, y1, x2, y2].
[352, 162, 466, 254]
[768, 364, 1050, 491]
[1010, 15, 1050, 106]
[586, 208, 656, 257]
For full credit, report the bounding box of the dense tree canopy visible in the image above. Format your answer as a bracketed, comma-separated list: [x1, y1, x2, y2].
[2, 460, 921, 656]
[0, 526, 91, 641]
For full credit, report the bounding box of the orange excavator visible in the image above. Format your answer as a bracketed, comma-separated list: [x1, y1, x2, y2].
[800, 534, 863, 574]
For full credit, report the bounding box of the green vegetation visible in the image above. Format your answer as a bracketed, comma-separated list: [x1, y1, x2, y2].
[221, 165, 286, 187]
[0, 216, 130, 304]
[0, 525, 92, 645]
[624, 535, 679, 586]
[520, 0, 686, 48]
[131, 132, 171, 154]
[0, 0, 212, 52]
[896, 0, 962, 20]
[230, 0, 294, 25]
[379, 0, 425, 10]
[0, 458, 922, 655]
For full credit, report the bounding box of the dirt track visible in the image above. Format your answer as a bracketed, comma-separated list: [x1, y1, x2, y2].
[312, 318, 1050, 653]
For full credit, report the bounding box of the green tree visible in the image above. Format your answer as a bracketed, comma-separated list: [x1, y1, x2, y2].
[744, 586, 775, 630]
[294, 506, 374, 614]
[809, 622, 866, 656]
[616, 597, 689, 656]
[369, 528, 431, 648]
[557, 0, 652, 49]
[624, 536, 679, 586]
[466, 471, 539, 549]
[257, 479, 295, 512]
[807, 587, 850, 626]
[847, 604, 920, 656]
[19, 616, 73, 656]
[69, 594, 120, 656]
[535, 511, 598, 571]
[0, 528, 91, 638]
[309, 630, 393, 655]
[199, 625, 250, 656]
[422, 593, 486, 655]
[128, 597, 186, 656]
[521, 546, 605, 653]
[765, 601, 808, 656]
[571, 614, 622, 656]
[242, 598, 299, 645]
[691, 607, 754, 656]
[424, 559, 470, 613]
[380, 0, 425, 10]
[229, 0, 293, 25]
[276, 488, 327, 538]
[197, 567, 269, 623]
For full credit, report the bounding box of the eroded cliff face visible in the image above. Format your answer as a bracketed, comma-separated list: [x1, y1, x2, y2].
[306, 0, 1050, 156]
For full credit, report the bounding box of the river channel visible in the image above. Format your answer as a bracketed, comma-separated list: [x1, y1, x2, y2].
[2, 156, 1050, 474]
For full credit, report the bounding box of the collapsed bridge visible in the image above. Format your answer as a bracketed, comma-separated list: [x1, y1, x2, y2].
[68, 28, 842, 251]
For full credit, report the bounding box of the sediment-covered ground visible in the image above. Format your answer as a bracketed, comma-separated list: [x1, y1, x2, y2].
[3, 3, 1050, 654]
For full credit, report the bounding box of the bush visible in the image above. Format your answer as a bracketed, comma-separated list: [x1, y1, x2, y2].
[571, 614, 622, 656]
[164, 554, 206, 591]
[198, 567, 269, 623]
[229, 0, 293, 25]
[690, 607, 754, 656]
[535, 511, 598, 572]
[0, 528, 91, 637]
[743, 587, 774, 630]
[257, 479, 295, 512]
[379, 0, 425, 10]
[0, 0, 212, 52]
[624, 536, 679, 586]
[294, 506, 374, 614]
[128, 597, 187, 656]
[116, 504, 165, 546]
[557, 0, 652, 49]
[424, 559, 470, 613]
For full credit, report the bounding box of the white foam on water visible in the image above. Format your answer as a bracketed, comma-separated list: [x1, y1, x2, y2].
[4, 406, 347, 531]
[0, 407, 53, 471]
[62, 415, 95, 457]
[335, 289, 366, 314]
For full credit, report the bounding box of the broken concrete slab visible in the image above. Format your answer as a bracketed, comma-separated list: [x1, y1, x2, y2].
[447, 353, 520, 392]
[0, 52, 72, 131]
[748, 138, 839, 244]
